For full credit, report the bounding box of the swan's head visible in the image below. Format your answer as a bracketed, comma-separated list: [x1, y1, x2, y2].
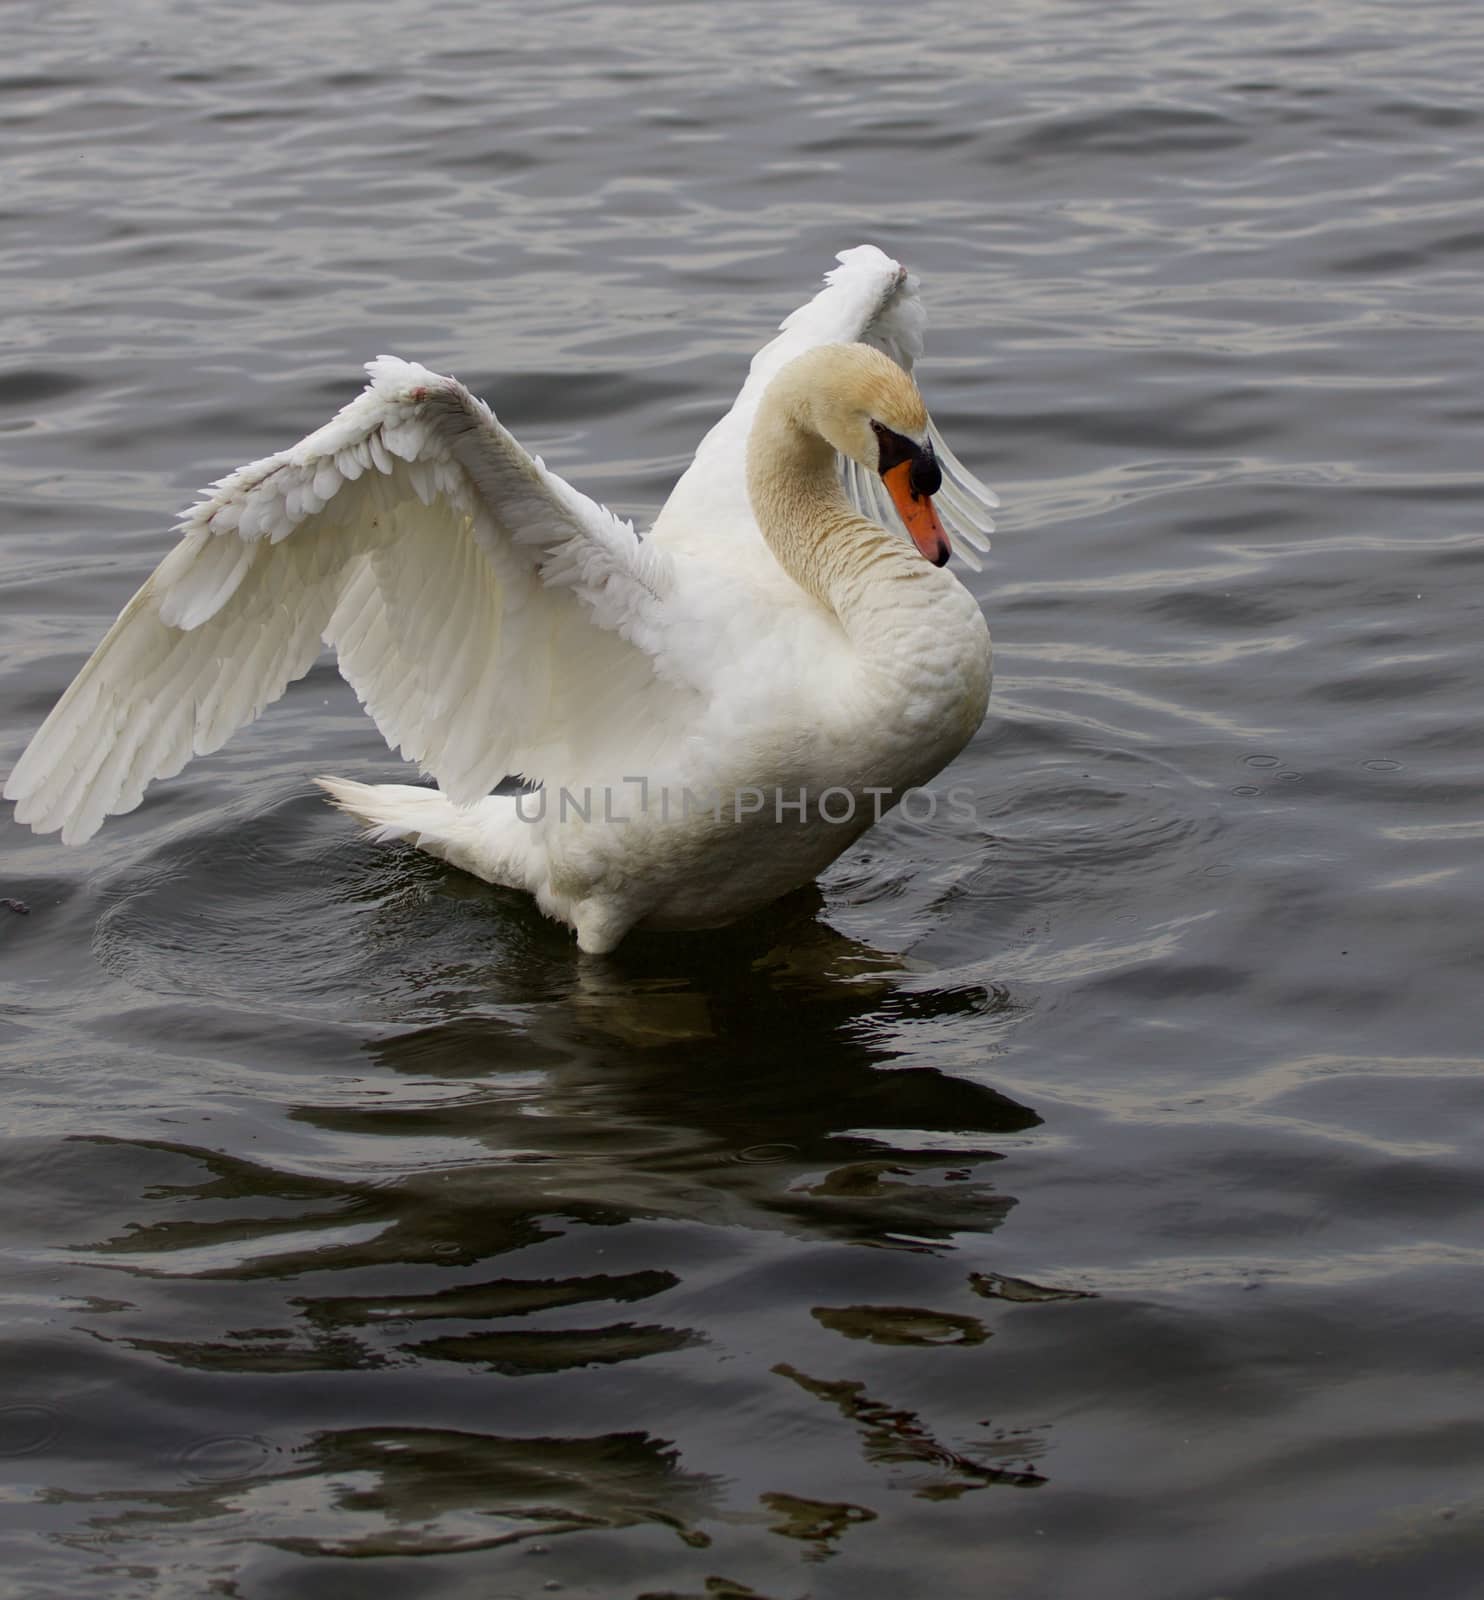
[781, 342, 951, 567]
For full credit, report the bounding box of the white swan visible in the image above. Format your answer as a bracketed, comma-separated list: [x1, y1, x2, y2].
[5, 245, 997, 953]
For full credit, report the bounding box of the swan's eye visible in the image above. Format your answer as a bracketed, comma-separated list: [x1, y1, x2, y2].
[871, 420, 916, 475]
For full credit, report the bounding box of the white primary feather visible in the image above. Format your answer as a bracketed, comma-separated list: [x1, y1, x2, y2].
[6, 357, 688, 843]
[650, 244, 995, 570]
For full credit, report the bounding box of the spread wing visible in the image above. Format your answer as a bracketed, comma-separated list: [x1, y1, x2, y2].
[6, 358, 691, 844]
[651, 244, 997, 569]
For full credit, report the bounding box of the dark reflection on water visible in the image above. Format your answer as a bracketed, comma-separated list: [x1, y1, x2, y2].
[26, 818, 1042, 1592]
[6, 0, 1484, 1595]
[54, 1425, 723, 1561]
[77, 858, 1035, 1284]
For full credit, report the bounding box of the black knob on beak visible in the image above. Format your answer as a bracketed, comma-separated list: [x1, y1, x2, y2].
[909, 447, 941, 500]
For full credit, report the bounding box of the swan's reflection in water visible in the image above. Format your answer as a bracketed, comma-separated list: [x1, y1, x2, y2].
[65, 874, 1049, 1572]
[50, 1427, 722, 1561]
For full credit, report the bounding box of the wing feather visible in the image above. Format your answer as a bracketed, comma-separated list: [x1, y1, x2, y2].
[7, 358, 689, 843]
[652, 244, 997, 568]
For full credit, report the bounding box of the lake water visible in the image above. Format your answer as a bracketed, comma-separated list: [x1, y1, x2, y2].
[3, 2, 1483, 1596]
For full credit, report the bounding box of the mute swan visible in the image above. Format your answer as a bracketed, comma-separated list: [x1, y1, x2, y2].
[5, 246, 997, 953]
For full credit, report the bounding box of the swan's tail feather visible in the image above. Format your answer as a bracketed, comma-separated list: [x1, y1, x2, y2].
[315, 775, 537, 892]
[316, 776, 439, 841]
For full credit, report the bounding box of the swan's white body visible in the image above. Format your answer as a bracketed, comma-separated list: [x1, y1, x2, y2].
[6, 246, 997, 952]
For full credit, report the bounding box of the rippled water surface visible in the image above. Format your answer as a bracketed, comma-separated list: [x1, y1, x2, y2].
[4, 2, 1484, 1595]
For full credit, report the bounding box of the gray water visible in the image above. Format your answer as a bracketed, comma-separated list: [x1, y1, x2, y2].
[3, 2, 1483, 1596]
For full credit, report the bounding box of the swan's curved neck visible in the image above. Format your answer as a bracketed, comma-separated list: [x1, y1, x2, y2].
[745, 380, 927, 631]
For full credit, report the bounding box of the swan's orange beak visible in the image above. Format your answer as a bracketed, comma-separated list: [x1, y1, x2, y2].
[883, 458, 951, 567]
